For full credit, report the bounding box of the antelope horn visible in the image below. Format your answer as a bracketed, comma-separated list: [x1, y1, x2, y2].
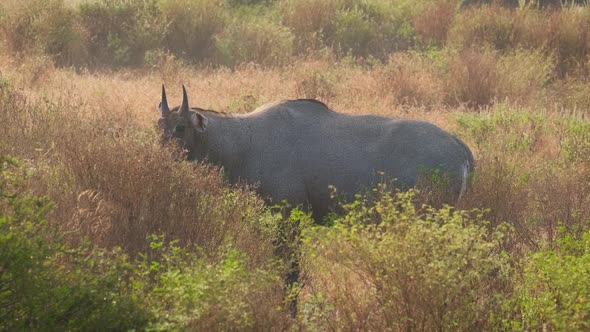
[159, 84, 170, 116]
[179, 85, 189, 116]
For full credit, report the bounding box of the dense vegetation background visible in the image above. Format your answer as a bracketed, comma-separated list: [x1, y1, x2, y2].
[1, 0, 589, 330]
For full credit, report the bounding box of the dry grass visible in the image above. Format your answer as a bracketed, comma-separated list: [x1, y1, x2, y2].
[448, 48, 500, 107]
[450, 4, 590, 78]
[374, 47, 554, 109]
[454, 106, 590, 252]
[1, 43, 589, 327]
[2, 52, 587, 209]
[1, 1, 590, 328]
[0, 57, 276, 262]
[279, 0, 340, 51]
[413, 0, 456, 46]
[379, 52, 446, 108]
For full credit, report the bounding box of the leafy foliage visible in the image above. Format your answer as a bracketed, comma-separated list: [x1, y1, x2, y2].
[0, 156, 288, 330]
[0, 156, 149, 331]
[503, 229, 590, 331]
[134, 237, 287, 331]
[1, 1, 590, 329]
[301, 188, 512, 331]
[78, 0, 161, 66]
[214, 16, 294, 66]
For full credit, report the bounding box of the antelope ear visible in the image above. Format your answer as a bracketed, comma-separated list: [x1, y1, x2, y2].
[190, 112, 208, 132]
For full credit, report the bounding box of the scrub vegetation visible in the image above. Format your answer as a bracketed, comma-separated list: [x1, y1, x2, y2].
[1, 0, 589, 330]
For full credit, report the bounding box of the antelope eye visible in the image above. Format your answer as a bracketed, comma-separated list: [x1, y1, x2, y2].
[174, 124, 185, 133]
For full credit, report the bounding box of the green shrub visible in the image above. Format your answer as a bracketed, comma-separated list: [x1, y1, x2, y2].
[454, 105, 547, 154]
[552, 79, 590, 111]
[448, 5, 515, 51]
[278, 0, 339, 51]
[158, 0, 226, 62]
[546, 6, 590, 77]
[561, 118, 590, 164]
[78, 0, 161, 67]
[214, 16, 294, 67]
[449, 5, 590, 77]
[361, 0, 419, 54]
[0, 156, 292, 330]
[504, 229, 590, 331]
[334, 0, 417, 58]
[0, 0, 88, 66]
[334, 8, 374, 57]
[300, 188, 511, 331]
[0, 156, 149, 331]
[135, 237, 288, 331]
[0, 0, 589, 74]
[453, 107, 590, 247]
[280, 0, 418, 58]
[496, 49, 554, 104]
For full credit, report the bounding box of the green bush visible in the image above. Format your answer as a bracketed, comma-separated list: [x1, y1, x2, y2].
[0, 0, 87, 66]
[0, 156, 149, 330]
[449, 5, 590, 77]
[334, 8, 374, 57]
[0, 156, 291, 330]
[214, 16, 294, 67]
[279, 0, 418, 58]
[561, 118, 590, 164]
[300, 188, 511, 331]
[334, 0, 417, 58]
[278, 0, 339, 51]
[448, 5, 516, 51]
[78, 0, 161, 67]
[158, 0, 226, 62]
[453, 107, 590, 247]
[358, 0, 419, 54]
[454, 105, 547, 153]
[0, 0, 589, 74]
[504, 229, 590, 331]
[547, 6, 590, 77]
[135, 237, 288, 331]
[553, 79, 590, 111]
[495, 49, 554, 104]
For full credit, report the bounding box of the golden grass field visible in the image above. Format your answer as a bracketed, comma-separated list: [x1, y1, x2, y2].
[1, 0, 590, 330]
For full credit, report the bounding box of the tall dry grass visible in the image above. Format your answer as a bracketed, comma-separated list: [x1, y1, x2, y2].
[455, 106, 590, 251]
[413, 0, 456, 46]
[3, 50, 588, 256]
[376, 47, 554, 109]
[1, 40, 589, 327]
[0, 60, 274, 263]
[450, 4, 590, 77]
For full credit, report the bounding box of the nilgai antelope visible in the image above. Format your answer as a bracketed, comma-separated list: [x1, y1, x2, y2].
[157, 84, 474, 315]
[157, 85, 474, 221]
